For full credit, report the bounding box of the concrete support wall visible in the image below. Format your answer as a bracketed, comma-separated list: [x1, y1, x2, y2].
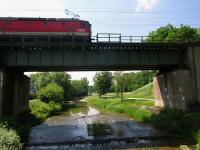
[154, 46, 200, 111]
[154, 70, 195, 110]
[0, 70, 30, 116]
[0, 72, 3, 116]
[13, 74, 30, 115]
[192, 47, 200, 103]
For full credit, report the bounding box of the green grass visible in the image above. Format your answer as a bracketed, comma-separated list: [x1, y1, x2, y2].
[29, 99, 62, 120]
[125, 82, 154, 99]
[87, 96, 154, 122]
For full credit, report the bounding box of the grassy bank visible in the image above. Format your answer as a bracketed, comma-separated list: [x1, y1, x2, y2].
[87, 96, 154, 122]
[124, 82, 154, 99]
[87, 95, 200, 145]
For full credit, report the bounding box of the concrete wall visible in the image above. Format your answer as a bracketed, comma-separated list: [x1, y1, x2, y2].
[192, 47, 200, 103]
[0, 70, 30, 116]
[154, 46, 200, 111]
[13, 74, 30, 115]
[0, 72, 3, 116]
[154, 70, 195, 110]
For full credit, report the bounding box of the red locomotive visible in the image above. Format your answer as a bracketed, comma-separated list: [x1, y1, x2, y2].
[0, 17, 92, 42]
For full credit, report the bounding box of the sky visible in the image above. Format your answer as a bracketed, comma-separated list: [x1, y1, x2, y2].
[0, 0, 200, 84]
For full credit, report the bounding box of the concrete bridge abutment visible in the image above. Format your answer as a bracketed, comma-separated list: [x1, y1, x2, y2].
[0, 70, 30, 116]
[154, 46, 200, 111]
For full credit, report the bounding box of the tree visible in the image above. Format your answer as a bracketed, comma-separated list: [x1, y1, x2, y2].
[111, 71, 158, 93]
[37, 83, 64, 104]
[93, 72, 112, 98]
[30, 72, 72, 100]
[147, 24, 200, 42]
[113, 72, 125, 102]
[71, 78, 89, 98]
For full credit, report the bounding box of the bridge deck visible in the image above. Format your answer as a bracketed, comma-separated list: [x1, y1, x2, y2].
[0, 42, 188, 71]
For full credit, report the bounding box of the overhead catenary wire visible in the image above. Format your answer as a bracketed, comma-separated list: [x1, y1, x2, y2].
[1, 8, 200, 15]
[1, 8, 200, 29]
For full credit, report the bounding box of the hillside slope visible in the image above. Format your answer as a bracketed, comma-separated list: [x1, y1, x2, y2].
[125, 82, 154, 99]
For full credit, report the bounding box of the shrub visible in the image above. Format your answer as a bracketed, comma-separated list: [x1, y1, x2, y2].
[0, 124, 22, 150]
[150, 109, 186, 133]
[37, 83, 64, 104]
[29, 99, 62, 120]
[150, 109, 200, 142]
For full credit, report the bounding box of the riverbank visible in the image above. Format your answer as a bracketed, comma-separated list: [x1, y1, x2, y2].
[87, 95, 200, 147]
[87, 95, 155, 122]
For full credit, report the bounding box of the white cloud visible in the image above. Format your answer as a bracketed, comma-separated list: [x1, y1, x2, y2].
[136, 0, 159, 11]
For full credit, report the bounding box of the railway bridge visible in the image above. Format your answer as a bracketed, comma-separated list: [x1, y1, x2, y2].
[0, 34, 200, 116]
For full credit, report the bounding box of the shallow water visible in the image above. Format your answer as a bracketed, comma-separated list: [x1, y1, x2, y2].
[26, 102, 184, 150]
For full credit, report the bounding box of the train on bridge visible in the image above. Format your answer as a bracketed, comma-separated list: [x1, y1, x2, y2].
[0, 17, 92, 42]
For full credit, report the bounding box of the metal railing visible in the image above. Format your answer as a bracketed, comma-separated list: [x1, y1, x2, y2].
[92, 33, 149, 43]
[0, 33, 198, 44]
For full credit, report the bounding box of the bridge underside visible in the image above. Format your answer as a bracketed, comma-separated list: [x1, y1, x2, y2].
[0, 42, 186, 71]
[1, 42, 200, 116]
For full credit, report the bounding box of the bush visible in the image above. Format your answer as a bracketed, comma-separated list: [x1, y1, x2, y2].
[37, 83, 64, 104]
[150, 109, 200, 142]
[29, 99, 62, 120]
[0, 124, 22, 150]
[150, 109, 186, 133]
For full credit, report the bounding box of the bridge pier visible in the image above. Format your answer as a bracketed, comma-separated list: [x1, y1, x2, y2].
[153, 69, 195, 110]
[154, 46, 200, 111]
[0, 70, 30, 116]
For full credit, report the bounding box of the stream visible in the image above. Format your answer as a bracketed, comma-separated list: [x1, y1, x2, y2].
[26, 101, 181, 150]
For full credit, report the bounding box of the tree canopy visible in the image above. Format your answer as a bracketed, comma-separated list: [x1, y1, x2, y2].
[93, 72, 112, 98]
[71, 78, 89, 98]
[30, 72, 89, 100]
[147, 24, 200, 42]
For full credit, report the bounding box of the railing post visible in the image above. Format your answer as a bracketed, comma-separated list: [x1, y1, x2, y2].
[141, 36, 144, 43]
[119, 34, 121, 43]
[96, 33, 99, 43]
[109, 34, 111, 43]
